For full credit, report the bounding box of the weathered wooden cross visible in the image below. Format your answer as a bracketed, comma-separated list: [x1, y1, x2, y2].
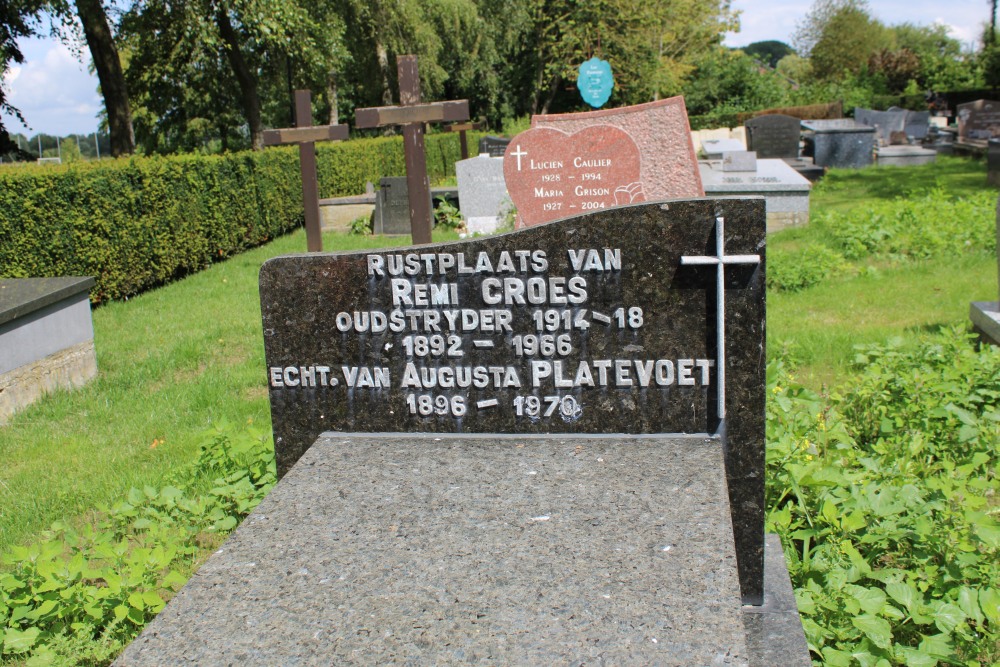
[443, 120, 485, 160]
[263, 89, 349, 252]
[355, 55, 469, 245]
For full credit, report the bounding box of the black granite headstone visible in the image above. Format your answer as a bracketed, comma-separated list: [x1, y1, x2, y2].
[478, 134, 511, 157]
[374, 176, 432, 236]
[745, 114, 801, 159]
[260, 197, 767, 602]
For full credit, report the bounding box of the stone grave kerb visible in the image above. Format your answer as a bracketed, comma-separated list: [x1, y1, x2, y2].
[259, 197, 767, 603]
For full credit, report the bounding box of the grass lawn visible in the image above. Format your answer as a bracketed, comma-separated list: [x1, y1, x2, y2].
[0, 154, 995, 556]
[0, 228, 459, 555]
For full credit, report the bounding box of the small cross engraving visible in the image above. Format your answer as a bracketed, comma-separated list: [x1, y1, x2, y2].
[680, 216, 761, 420]
[511, 145, 528, 171]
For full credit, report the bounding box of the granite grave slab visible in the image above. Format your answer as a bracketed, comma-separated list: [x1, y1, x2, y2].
[876, 145, 937, 166]
[455, 154, 511, 234]
[723, 150, 758, 172]
[744, 114, 801, 159]
[0, 277, 97, 423]
[259, 198, 766, 601]
[532, 96, 704, 201]
[115, 433, 750, 666]
[116, 198, 813, 665]
[702, 138, 746, 159]
[502, 125, 645, 227]
[854, 107, 907, 145]
[802, 119, 876, 168]
[699, 159, 811, 232]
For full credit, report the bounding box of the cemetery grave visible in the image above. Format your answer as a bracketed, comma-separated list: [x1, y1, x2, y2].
[801, 119, 877, 169]
[698, 152, 812, 232]
[969, 196, 1000, 345]
[115, 198, 812, 665]
[0, 277, 97, 423]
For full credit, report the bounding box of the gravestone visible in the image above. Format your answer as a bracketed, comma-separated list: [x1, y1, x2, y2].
[854, 107, 906, 145]
[876, 145, 937, 167]
[116, 199, 811, 665]
[0, 277, 97, 423]
[988, 139, 1000, 187]
[532, 96, 704, 201]
[969, 195, 1000, 345]
[957, 99, 1000, 140]
[723, 150, 758, 172]
[801, 119, 876, 168]
[478, 135, 511, 157]
[699, 159, 811, 232]
[503, 125, 645, 227]
[455, 154, 511, 234]
[702, 138, 746, 159]
[904, 110, 931, 140]
[374, 177, 431, 235]
[744, 114, 800, 159]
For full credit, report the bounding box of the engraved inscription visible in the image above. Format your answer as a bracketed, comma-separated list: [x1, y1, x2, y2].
[267, 246, 715, 424]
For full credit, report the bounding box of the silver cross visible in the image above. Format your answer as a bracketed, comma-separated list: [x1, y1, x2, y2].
[680, 216, 760, 420]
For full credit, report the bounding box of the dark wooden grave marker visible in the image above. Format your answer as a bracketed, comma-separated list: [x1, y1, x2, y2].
[263, 89, 349, 252]
[443, 120, 485, 159]
[355, 55, 469, 245]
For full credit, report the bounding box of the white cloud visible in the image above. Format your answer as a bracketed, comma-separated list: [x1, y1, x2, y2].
[1, 37, 102, 136]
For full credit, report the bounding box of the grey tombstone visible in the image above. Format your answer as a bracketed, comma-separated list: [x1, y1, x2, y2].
[745, 114, 801, 159]
[702, 138, 745, 159]
[455, 154, 512, 234]
[478, 135, 511, 157]
[958, 99, 1000, 140]
[876, 145, 937, 167]
[854, 107, 907, 145]
[801, 119, 876, 169]
[969, 195, 1000, 345]
[0, 277, 97, 423]
[116, 200, 810, 666]
[904, 110, 931, 140]
[700, 159, 811, 232]
[374, 177, 431, 236]
[723, 150, 758, 172]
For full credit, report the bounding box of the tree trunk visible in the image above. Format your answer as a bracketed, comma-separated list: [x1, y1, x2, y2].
[327, 70, 339, 124]
[75, 0, 134, 156]
[216, 4, 263, 150]
[376, 41, 393, 105]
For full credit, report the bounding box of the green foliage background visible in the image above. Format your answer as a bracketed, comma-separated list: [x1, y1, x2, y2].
[0, 133, 467, 303]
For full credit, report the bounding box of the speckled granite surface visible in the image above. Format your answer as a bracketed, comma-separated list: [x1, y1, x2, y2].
[116, 434, 749, 666]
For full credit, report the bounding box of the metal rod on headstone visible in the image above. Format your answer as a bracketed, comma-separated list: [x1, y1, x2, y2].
[262, 90, 350, 253]
[354, 56, 470, 245]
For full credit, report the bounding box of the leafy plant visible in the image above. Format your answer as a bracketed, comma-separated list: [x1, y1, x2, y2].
[767, 328, 999, 665]
[0, 421, 275, 664]
[433, 196, 465, 231]
[349, 214, 372, 236]
[768, 243, 853, 291]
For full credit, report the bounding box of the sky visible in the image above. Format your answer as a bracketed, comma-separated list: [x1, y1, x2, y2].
[0, 1, 991, 138]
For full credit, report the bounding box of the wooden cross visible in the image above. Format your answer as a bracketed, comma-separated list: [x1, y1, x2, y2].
[443, 121, 485, 160]
[263, 89, 349, 252]
[355, 55, 469, 245]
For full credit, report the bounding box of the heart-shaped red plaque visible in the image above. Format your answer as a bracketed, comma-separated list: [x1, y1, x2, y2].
[502, 126, 645, 228]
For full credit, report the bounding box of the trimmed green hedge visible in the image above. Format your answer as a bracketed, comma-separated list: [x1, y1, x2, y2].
[0, 133, 467, 304]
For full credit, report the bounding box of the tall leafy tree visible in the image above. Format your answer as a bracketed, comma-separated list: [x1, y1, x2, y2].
[0, 0, 44, 151]
[793, 0, 891, 80]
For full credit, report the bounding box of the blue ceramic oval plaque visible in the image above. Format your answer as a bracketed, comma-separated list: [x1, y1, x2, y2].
[577, 57, 614, 108]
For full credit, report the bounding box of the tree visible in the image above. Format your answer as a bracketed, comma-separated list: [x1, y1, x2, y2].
[0, 0, 46, 152]
[75, 0, 134, 155]
[793, 0, 891, 80]
[742, 40, 795, 68]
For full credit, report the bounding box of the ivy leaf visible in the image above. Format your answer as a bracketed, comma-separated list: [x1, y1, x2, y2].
[957, 587, 984, 625]
[851, 614, 892, 649]
[917, 633, 953, 658]
[821, 646, 853, 666]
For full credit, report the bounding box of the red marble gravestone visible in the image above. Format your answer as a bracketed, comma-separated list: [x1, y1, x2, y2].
[503, 126, 645, 228]
[532, 97, 703, 203]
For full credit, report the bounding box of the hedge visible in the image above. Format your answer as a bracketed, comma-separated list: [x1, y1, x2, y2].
[0, 132, 467, 304]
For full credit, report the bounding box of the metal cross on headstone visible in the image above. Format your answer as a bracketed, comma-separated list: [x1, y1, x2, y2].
[680, 216, 761, 420]
[263, 89, 349, 252]
[354, 55, 470, 245]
